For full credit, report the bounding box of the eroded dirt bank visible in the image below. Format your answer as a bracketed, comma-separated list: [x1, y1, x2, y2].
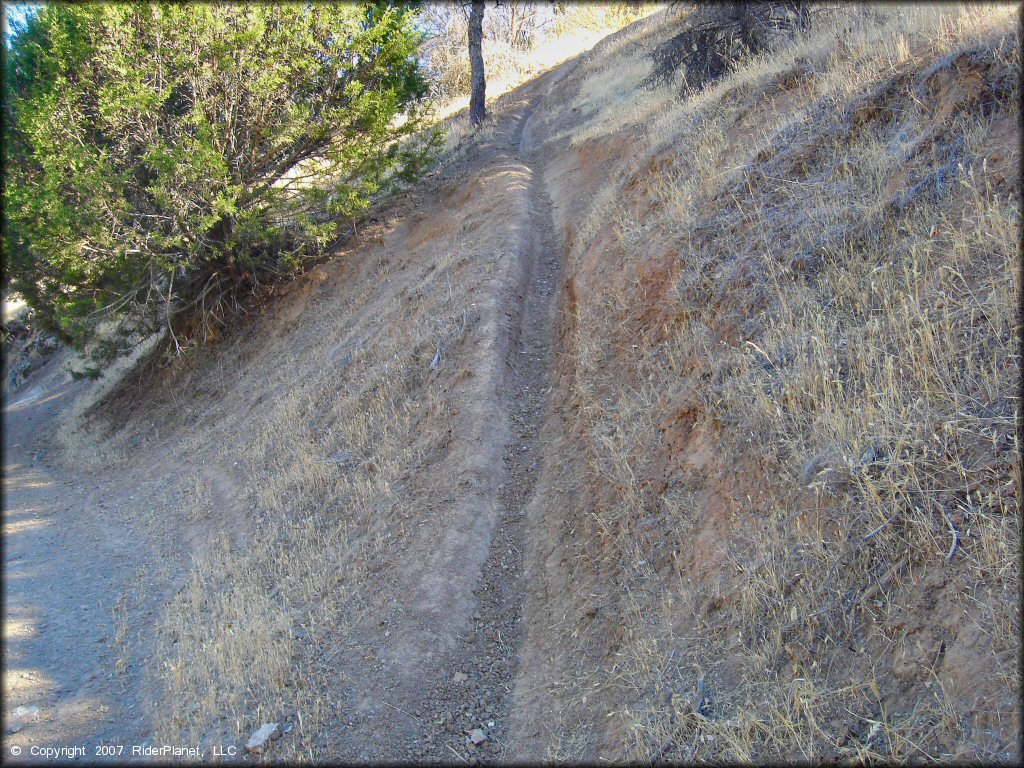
[507, 6, 1021, 763]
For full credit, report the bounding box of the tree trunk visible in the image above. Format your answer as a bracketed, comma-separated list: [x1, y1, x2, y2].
[733, 2, 768, 52]
[796, 3, 809, 32]
[469, 0, 486, 127]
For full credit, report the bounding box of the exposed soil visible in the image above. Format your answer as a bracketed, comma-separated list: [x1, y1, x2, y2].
[404, 77, 571, 763]
[298, 60, 579, 764]
[4, 351, 259, 762]
[2, 52, 578, 764]
[3, 7, 1019, 764]
[3, 361, 160, 762]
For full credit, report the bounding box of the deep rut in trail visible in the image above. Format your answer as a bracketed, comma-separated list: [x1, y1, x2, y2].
[407, 76, 569, 764]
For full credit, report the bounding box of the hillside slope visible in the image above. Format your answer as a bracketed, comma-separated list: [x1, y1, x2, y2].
[3, 4, 1019, 764]
[511, 4, 1020, 762]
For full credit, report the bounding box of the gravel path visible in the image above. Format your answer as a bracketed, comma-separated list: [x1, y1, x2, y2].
[2, 362, 165, 763]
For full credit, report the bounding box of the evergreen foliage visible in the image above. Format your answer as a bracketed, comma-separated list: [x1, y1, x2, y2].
[3, 2, 440, 372]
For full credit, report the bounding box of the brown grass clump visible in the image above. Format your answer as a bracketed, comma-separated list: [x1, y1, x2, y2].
[527, 3, 1020, 762]
[151, 254, 476, 757]
[43, 4, 1019, 762]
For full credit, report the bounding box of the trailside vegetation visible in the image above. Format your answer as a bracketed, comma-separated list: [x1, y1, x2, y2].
[644, 2, 811, 94]
[3, 2, 441, 374]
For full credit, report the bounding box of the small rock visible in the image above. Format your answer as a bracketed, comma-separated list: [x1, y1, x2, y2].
[245, 723, 281, 753]
[327, 451, 353, 466]
[13, 705, 39, 720]
[453, 672, 468, 684]
[10, 723, 24, 734]
[469, 728, 488, 745]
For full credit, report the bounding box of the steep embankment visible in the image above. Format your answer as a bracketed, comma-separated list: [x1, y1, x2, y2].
[114, 60, 578, 762]
[509, 4, 1020, 763]
[3, 5, 1019, 764]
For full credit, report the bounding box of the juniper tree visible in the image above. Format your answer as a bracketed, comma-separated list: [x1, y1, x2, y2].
[3, 2, 441, 372]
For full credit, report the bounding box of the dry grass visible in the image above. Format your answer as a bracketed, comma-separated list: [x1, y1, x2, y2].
[42, 21, 552, 753]
[58, 329, 166, 471]
[146, 252, 477, 757]
[43, 3, 1020, 761]
[44, 163, 512, 754]
[553, 2, 1020, 762]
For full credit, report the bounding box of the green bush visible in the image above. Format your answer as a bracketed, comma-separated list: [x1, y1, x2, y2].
[3, 2, 441, 373]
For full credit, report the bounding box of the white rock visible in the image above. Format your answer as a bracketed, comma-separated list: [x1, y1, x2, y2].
[245, 723, 280, 753]
[453, 672, 468, 683]
[13, 705, 38, 720]
[469, 728, 487, 745]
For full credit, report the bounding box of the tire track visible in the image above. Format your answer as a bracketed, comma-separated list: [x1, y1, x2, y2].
[408, 69, 570, 764]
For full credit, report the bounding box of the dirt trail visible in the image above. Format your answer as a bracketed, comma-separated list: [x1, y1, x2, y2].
[3, 361, 250, 762]
[405, 74, 571, 763]
[2, 57, 576, 764]
[3, 363, 157, 762]
[313, 62, 575, 763]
